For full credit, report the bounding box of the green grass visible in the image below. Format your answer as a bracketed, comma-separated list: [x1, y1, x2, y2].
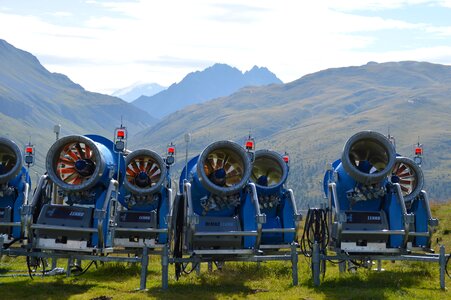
[1, 201, 450, 299]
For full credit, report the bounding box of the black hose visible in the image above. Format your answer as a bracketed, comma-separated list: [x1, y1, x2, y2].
[446, 253, 450, 279]
[299, 208, 329, 257]
[173, 194, 185, 280]
[73, 260, 95, 276]
[26, 255, 34, 280]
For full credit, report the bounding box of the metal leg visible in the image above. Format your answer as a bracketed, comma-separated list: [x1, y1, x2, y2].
[291, 242, 299, 286]
[312, 242, 320, 286]
[51, 258, 58, 270]
[66, 257, 72, 277]
[196, 262, 201, 276]
[208, 262, 213, 272]
[338, 260, 346, 273]
[377, 260, 382, 272]
[162, 245, 169, 290]
[439, 245, 446, 290]
[139, 246, 149, 291]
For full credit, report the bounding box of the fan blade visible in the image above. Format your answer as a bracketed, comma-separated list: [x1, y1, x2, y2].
[64, 148, 81, 162]
[75, 143, 85, 159]
[58, 167, 76, 174]
[85, 145, 92, 159]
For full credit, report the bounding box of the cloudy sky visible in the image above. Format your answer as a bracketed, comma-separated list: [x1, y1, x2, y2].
[1, 0, 451, 94]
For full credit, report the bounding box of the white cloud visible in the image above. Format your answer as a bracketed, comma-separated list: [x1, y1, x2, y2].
[50, 11, 73, 17]
[0, 1, 450, 93]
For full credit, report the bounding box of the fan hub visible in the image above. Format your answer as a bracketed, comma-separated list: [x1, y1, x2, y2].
[135, 171, 151, 188]
[74, 159, 95, 177]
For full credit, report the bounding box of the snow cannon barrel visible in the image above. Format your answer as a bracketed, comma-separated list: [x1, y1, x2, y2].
[391, 156, 424, 202]
[189, 140, 252, 197]
[123, 149, 167, 197]
[0, 137, 23, 184]
[250, 149, 288, 195]
[46, 135, 120, 191]
[341, 131, 396, 185]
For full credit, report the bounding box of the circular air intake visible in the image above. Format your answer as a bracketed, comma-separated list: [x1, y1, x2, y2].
[0, 137, 22, 184]
[124, 149, 167, 195]
[341, 131, 396, 185]
[391, 156, 424, 202]
[46, 135, 105, 191]
[250, 150, 288, 194]
[197, 140, 251, 196]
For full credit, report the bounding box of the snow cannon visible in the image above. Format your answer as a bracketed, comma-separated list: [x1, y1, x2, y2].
[174, 140, 265, 255]
[113, 148, 173, 248]
[391, 156, 437, 251]
[0, 137, 31, 247]
[250, 150, 301, 247]
[30, 135, 124, 252]
[324, 131, 411, 253]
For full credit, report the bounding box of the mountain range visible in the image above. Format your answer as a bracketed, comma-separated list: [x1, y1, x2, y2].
[112, 82, 166, 102]
[131, 61, 451, 206]
[132, 63, 282, 118]
[1, 39, 449, 206]
[0, 39, 155, 174]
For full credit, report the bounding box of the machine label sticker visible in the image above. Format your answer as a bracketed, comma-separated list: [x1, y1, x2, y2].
[45, 206, 87, 220]
[345, 212, 382, 224]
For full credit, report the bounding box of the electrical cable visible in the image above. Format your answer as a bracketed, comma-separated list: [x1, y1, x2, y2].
[299, 208, 329, 257]
[299, 208, 329, 278]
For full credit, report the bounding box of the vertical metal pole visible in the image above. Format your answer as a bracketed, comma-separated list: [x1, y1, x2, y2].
[162, 244, 169, 290]
[140, 246, 149, 290]
[291, 242, 299, 286]
[52, 258, 57, 270]
[439, 245, 446, 290]
[66, 257, 72, 277]
[338, 260, 346, 273]
[312, 242, 320, 286]
[377, 260, 382, 272]
[196, 262, 201, 276]
[208, 262, 213, 272]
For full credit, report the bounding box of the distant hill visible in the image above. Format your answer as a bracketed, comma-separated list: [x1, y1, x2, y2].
[130, 61, 451, 207]
[0, 39, 155, 175]
[112, 82, 166, 102]
[132, 63, 283, 118]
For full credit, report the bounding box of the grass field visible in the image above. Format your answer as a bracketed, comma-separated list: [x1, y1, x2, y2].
[1, 201, 449, 300]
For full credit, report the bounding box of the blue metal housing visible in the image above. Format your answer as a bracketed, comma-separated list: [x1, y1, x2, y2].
[251, 150, 300, 245]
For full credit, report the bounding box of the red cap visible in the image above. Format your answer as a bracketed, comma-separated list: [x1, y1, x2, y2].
[415, 147, 423, 155]
[26, 147, 33, 154]
[117, 129, 125, 138]
[245, 140, 254, 150]
[283, 155, 289, 163]
[168, 146, 175, 154]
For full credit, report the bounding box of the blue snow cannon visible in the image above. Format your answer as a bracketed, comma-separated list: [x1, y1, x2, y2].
[173, 140, 265, 256]
[0, 137, 31, 247]
[250, 150, 301, 248]
[113, 148, 173, 249]
[30, 134, 124, 253]
[324, 131, 411, 253]
[390, 156, 437, 251]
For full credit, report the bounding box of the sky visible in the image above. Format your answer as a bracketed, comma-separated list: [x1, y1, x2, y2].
[1, 0, 451, 94]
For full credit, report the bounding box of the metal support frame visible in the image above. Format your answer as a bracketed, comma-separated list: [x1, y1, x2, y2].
[311, 244, 449, 290]
[0, 246, 152, 290]
[165, 242, 299, 289]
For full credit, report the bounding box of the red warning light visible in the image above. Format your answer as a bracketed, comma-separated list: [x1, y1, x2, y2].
[245, 140, 254, 150]
[168, 146, 175, 155]
[25, 147, 33, 154]
[117, 129, 125, 139]
[283, 155, 289, 163]
[415, 147, 423, 155]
